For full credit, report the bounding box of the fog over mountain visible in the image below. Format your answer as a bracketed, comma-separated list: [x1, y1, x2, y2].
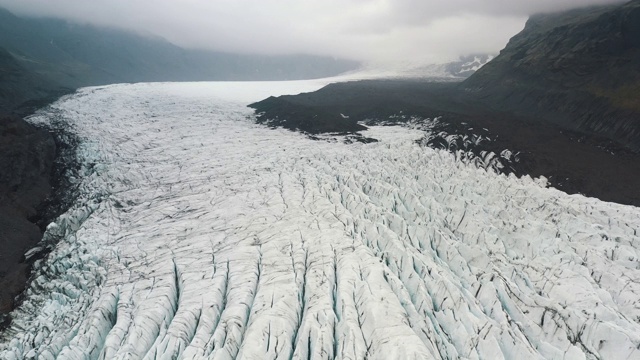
[0, 0, 627, 63]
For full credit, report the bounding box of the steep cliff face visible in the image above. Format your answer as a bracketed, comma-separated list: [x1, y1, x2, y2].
[463, 0, 640, 151]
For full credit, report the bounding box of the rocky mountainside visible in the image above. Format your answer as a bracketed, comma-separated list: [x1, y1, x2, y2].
[463, 0, 640, 151]
[0, 47, 69, 116]
[249, 1, 640, 206]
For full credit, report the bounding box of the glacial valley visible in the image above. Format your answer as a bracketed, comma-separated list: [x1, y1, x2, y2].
[2, 81, 640, 359]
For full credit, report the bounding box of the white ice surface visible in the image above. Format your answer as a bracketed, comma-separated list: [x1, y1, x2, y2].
[350, 61, 457, 80]
[2, 80, 640, 360]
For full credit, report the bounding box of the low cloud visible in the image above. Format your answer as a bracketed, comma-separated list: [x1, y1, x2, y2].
[0, 0, 627, 62]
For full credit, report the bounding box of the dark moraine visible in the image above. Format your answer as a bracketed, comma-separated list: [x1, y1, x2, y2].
[250, 79, 640, 207]
[0, 115, 54, 319]
[0, 42, 75, 324]
[0, 112, 78, 327]
[250, 1, 640, 208]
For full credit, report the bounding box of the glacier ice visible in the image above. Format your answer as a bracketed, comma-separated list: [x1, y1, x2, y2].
[1, 80, 640, 359]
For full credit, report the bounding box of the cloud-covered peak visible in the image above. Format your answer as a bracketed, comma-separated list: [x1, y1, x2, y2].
[0, 0, 627, 62]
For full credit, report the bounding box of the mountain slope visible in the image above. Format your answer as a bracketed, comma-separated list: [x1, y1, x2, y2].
[0, 46, 67, 114]
[0, 7, 359, 88]
[462, 0, 640, 151]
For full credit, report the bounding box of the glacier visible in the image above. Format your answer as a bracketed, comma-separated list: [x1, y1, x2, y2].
[1, 80, 640, 360]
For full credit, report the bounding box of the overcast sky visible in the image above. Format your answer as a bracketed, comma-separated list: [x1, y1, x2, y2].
[0, 0, 628, 63]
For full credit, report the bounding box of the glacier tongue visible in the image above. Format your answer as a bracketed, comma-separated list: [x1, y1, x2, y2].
[2, 81, 640, 360]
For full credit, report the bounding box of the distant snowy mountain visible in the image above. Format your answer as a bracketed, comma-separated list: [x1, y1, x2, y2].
[351, 55, 494, 80]
[446, 54, 494, 78]
[1, 80, 639, 359]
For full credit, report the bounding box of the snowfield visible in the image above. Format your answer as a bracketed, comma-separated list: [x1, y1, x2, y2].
[2, 81, 640, 360]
